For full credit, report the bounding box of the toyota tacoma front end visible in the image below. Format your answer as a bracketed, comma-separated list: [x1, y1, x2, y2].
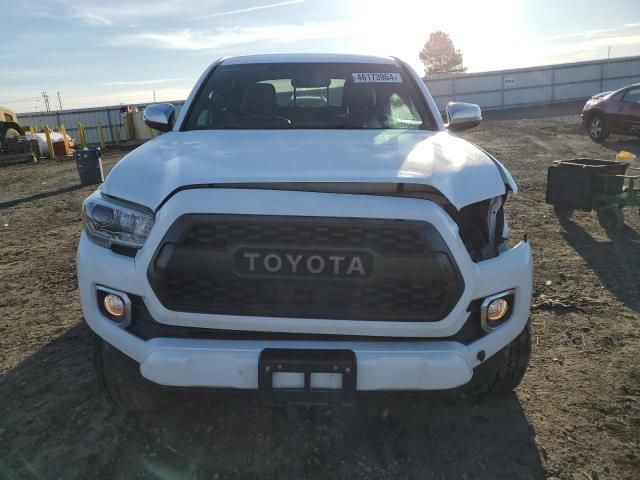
[77, 54, 533, 410]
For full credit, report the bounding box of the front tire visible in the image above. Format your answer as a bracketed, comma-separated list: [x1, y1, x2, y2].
[4, 128, 21, 140]
[93, 335, 174, 411]
[588, 114, 609, 142]
[468, 323, 531, 397]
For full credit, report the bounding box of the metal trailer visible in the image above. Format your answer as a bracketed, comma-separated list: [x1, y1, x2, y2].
[546, 158, 640, 230]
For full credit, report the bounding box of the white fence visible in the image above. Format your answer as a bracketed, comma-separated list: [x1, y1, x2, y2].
[425, 56, 640, 111]
[18, 102, 185, 146]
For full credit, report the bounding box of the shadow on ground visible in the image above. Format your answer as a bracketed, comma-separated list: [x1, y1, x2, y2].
[600, 138, 640, 157]
[0, 184, 85, 210]
[562, 221, 640, 312]
[482, 100, 585, 121]
[0, 325, 546, 480]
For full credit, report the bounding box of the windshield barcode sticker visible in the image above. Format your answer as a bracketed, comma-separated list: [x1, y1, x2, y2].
[352, 73, 402, 83]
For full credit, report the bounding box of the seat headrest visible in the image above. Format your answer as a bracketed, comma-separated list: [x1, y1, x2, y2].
[349, 85, 377, 110]
[241, 83, 278, 116]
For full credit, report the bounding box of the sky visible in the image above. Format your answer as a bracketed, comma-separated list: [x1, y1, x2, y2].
[2, 0, 640, 112]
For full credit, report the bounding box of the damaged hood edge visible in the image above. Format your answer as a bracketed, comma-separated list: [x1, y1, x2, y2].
[102, 129, 511, 211]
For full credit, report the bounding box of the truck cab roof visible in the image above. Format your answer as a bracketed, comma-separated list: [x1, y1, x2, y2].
[221, 53, 398, 65]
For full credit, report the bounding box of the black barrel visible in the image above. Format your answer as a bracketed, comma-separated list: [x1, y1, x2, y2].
[74, 147, 104, 185]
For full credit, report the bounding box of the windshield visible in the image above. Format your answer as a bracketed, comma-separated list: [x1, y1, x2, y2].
[182, 63, 434, 130]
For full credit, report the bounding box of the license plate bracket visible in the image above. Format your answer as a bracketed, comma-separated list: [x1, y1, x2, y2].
[258, 349, 357, 405]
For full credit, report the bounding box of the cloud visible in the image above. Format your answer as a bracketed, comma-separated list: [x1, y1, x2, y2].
[541, 23, 640, 42]
[29, 0, 305, 26]
[4, 86, 194, 113]
[2, 66, 100, 79]
[27, 0, 200, 26]
[107, 22, 347, 50]
[534, 22, 640, 63]
[79, 10, 112, 26]
[103, 78, 183, 86]
[540, 34, 640, 62]
[194, 0, 305, 20]
[480, 31, 640, 72]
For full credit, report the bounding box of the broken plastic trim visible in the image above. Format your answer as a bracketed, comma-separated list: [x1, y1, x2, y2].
[452, 195, 507, 262]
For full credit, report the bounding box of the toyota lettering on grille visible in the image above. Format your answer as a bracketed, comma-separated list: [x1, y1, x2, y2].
[234, 248, 374, 278]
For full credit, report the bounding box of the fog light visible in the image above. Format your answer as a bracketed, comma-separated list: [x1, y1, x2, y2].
[103, 293, 125, 318]
[487, 298, 509, 322]
[480, 290, 514, 332]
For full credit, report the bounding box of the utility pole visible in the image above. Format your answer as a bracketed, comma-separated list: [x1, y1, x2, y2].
[56, 91, 63, 110]
[607, 46, 611, 59]
[153, 90, 156, 102]
[41, 91, 51, 112]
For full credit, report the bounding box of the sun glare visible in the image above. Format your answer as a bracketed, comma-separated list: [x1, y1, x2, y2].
[344, 0, 521, 73]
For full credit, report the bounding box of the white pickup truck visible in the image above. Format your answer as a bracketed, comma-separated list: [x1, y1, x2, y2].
[78, 54, 533, 410]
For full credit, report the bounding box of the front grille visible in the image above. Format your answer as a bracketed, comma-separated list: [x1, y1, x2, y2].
[148, 215, 464, 322]
[182, 222, 425, 255]
[164, 277, 446, 319]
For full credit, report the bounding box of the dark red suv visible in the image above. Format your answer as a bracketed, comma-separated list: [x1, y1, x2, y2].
[581, 83, 640, 142]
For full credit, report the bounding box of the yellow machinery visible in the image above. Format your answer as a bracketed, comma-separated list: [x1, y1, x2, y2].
[0, 105, 38, 165]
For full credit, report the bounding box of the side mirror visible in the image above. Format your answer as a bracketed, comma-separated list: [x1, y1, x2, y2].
[143, 103, 176, 132]
[446, 102, 482, 132]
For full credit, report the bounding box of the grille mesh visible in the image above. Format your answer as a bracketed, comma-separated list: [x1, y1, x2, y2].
[149, 215, 463, 322]
[164, 276, 447, 320]
[182, 222, 425, 255]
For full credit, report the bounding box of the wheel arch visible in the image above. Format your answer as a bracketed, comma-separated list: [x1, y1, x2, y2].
[584, 108, 604, 125]
[0, 121, 25, 142]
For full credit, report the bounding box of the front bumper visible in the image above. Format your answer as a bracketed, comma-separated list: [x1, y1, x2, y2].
[581, 112, 588, 128]
[78, 188, 533, 391]
[139, 338, 474, 390]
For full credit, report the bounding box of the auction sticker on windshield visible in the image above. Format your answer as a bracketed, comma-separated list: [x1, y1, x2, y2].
[352, 73, 402, 83]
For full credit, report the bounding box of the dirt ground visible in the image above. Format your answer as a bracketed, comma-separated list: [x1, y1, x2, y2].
[0, 114, 638, 480]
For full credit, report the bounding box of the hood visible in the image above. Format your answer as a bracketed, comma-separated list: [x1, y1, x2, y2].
[592, 91, 612, 99]
[102, 129, 508, 210]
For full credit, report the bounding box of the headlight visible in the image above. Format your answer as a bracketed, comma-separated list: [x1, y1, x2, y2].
[83, 194, 154, 249]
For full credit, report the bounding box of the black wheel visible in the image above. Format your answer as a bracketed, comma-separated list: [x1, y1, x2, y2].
[587, 114, 609, 142]
[1, 128, 21, 151]
[553, 204, 574, 221]
[4, 128, 21, 140]
[467, 323, 531, 397]
[597, 205, 624, 230]
[93, 334, 175, 411]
